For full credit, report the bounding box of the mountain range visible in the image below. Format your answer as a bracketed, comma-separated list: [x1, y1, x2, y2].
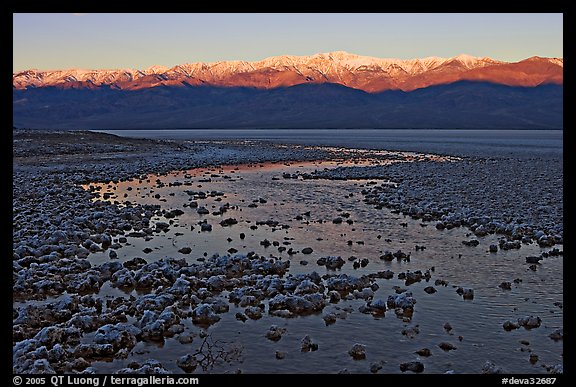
[12, 52, 563, 129]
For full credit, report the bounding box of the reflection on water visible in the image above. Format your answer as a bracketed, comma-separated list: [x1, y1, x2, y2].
[82, 156, 562, 374]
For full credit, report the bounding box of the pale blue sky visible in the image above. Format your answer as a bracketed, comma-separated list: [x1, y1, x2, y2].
[13, 13, 563, 72]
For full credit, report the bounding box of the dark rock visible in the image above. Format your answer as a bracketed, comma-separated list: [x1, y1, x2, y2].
[526, 256, 542, 264]
[438, 342, 457, 351]
[424, 286, 437, 294]
[323, 256, 345, 270]
[358, 299, 387, 316]
[94, 323, 141, 351]
[191, 304, 221, 326]
[244, 306, 263, 320]
[401, 326, 420, 338]
[348, 343, 366, 360]
[549, 328, 563, 341]
[197, 207, 209, 215]
[415, 348, 431, 357]
[503, 320, 520, 331]
[123, 257, 147, 270]
[370, 361, 385, 373]
[456, 287, 474, 300]
[322, 313, 337, 325]
[176, 354, 198, 373]
[462, 239, 480, 247]
[265, 325, 286, 341]
[482, 361, 503, 374]
[517, 316, 541, 329]
[235, 312, 248, 322]
[301, 335, 318, 352]
[499, 282, 512, 290]
[400, 361, 424, 373]
[220, 218, 238, 227]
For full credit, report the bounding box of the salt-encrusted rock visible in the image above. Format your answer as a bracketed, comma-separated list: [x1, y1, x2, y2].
[98, 261, 123, 281]
[33, 326, 81, 348]
[353, 287, 374, 300]
[482, 361, 503, 374]
[116, 359, 171, 374]
[265, 325, 287, 341]
[401, 326, 420, 338]
[358, 299, 387, 316]
[328, 291, 341, 303]
[370, 361, 385, 373]
[191, 304, 221, 326]
[110, 268, 136, 289]
[549, 328, 563, 341]
[387, 292, 416, 310]
[268, 293, 325, 315]
[123, 257, 147, 270]
[301, 335, 318, 352]
[29, 359, 56, 374]
[177, 354, 198, 373]
[94, 323, 141, 351]
[546, 364, 563, 374]
[73, 343, 115, 358]
[322, 312, 337, 325]
[244, 306, 263, 320]
[294, 279, 322, 295]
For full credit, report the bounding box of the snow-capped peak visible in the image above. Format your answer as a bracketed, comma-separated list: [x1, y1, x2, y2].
[12, 52, 562, 92]
[144, 65, 169, 74]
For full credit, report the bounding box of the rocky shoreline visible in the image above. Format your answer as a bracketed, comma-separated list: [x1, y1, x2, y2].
[13, 129, 563, 374]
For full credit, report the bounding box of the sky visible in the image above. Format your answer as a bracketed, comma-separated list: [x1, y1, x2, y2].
[13, 13, 563, 72]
